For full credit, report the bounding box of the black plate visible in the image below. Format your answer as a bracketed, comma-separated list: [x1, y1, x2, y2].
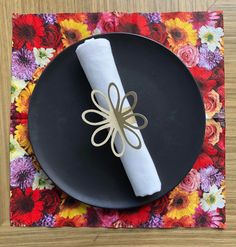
[29, 33, 205, 209]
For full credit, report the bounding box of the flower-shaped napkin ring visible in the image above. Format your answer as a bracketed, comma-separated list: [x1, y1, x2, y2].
[82, 83, 148, 157]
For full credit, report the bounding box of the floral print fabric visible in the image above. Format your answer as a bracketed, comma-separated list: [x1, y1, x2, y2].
[10, 11, 225, 228]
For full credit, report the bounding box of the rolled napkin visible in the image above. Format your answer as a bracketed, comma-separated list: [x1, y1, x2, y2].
[76, 38, 161, 196]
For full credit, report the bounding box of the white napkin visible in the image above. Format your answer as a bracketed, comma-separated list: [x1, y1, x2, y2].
[76, 38, 161, 196]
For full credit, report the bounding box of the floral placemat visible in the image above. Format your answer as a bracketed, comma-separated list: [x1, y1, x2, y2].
[10, 11, 225, 228]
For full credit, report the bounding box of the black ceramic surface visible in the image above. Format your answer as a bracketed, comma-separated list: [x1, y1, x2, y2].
[28, 33, 205, 209]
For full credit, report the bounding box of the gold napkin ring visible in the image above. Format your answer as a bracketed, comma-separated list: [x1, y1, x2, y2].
[82, 82, 148, 157]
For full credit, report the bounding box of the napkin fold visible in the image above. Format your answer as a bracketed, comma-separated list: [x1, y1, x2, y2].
[76, 38, 161, 196]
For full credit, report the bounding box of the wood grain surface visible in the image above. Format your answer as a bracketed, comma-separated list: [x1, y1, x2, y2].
[0, 0, 235, 246]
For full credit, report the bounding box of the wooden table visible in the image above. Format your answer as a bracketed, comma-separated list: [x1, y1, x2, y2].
[0, 0, 235, 246]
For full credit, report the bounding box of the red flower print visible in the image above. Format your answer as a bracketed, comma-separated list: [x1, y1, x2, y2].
[204, 80, 217, 93]
[55, 215, 87, 227]
[212, 151, 225, 173]
[193, 207, 223, 228]
[218, 151, 225, 168]
[216, 12, 224, 29]
[217, 85, 225, 107]
[10, 188, 44, 225]
[40, 189, 61, 215]
[42, 24, 62, 49]
[97, 13, 115, 32]
[56, 13, 87, 23]
[13, 15, 45, 50]
[149, 23, 169, 46]
[190, 11, 221, 30]
[190, 67, 216, 93]
[86, 207, 101, 227]
[190, 67, 211, 80]
[193, 153, 213, 170]
[95, 208, 119, 227]
[119, 205, 151, 227]
[163, 215, 194, 228]
[87, 13, 102, 30]
[211, 63, 225, 85]
[161, 12, 192, 22]
[9, 11, 225, 229]
[202, 143, 218, 156]
[11, 103, 28, 120]
[151, 195, 169, 215]
[115, 13, 151, 36]
[218, 128, 225, 151]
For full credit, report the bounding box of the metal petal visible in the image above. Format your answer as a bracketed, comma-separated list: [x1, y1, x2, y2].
[110, 129, 125, 157]
[91, 90, 110, 113]
[108, 82, 120, 111]
[120, 91, 137, 115]
[82, 109, 109, 126]
[91, 123, 113, 147]
[122, 126, 142, 149]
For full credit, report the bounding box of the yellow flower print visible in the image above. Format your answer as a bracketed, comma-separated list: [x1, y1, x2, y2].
[59, 19, 91, 47]
[14, 122, 33, 154]
[15, 82, 35, 114]
[165, 18, 197, 51]
[167, 187, 199, 219]
[59, 195, 89, 219]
